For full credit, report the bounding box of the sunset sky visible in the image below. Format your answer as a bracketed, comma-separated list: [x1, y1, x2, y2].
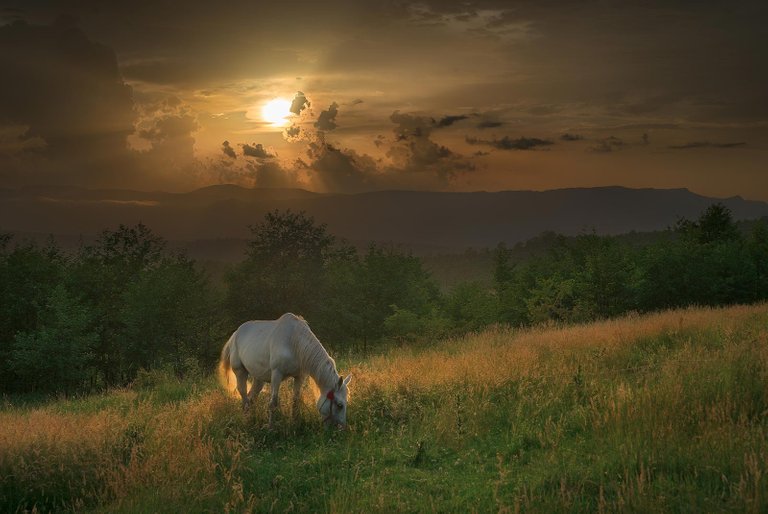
[1, 0, 766, 199]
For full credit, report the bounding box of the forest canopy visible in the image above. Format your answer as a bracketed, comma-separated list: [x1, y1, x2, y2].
[1, 204, 766, 394]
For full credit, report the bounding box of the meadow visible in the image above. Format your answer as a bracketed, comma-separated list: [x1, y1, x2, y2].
[1, 303, 767, 513]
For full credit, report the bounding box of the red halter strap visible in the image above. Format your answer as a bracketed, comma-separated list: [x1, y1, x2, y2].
[322, 389, 337, 423]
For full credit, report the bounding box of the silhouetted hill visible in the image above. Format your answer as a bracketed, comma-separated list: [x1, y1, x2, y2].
[2, 185, 767, 257]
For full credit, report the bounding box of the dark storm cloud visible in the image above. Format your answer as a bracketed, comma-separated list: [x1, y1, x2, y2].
[589, 136, 625, 153]
[0, 19, 135, 185]
[477, 120, 503, 129]
[221, 140, 236, 159]
[466, 135, 553, 151]
[560, 133, 584, 141]
[305, 142, 376, 193]
[290, 91, 310, 115]
[667, 141, 746, 150]
[314, 102, 339, 131]
[246, 160, 300, 189]
[241, 143, 275, 159]
[390, 111, 436, 140]
[437, 115, 469, 127]
[387, 111, 474, 178]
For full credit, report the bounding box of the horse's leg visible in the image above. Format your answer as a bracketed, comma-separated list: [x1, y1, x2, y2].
[292, 375, 305, 418]
[234, 367, 250, 411]
[248, 380, 264, 407]
[268, 369, 283, 428]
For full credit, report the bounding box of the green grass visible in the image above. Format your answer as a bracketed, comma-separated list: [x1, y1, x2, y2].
[1, 304, 767, 513]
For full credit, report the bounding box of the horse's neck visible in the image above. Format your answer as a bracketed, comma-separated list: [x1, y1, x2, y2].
[309, 358, 339, 395]
[295, 329, 338, 393]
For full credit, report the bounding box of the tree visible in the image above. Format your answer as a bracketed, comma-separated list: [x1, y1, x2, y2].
[749, 221, 768, 300]
[445, 281, 499, 333]
[10, 284, 97, 394]
[494, 243, 531, 325]
[68, 223, 168, 386]
[226, 210, 337, 323]
[120, 256, 224, 377]
[525, 275, 577, 324]
[0, 238, 65, 392]
[353, 244, 441, 346]
[676, 203, 740, 245]
[571, 235, 638, 319]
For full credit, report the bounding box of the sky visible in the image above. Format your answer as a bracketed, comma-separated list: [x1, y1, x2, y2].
[0, 0, 766, 199]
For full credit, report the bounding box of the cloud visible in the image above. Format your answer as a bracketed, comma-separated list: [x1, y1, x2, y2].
[589, 136, 624, 153]
[314, 102, 339, 131]
[221, 140, 236, 159]
[134, 109, 201, 187]
[560, 133, 584, 141]
[305, 141, 376, 193]
[284, 124, 302, 140]
[477, 120, 504, 129]
[241, 142, 275, 159]
[0, 19, 136, 186]
[437, 114, 469, 127]
[667, 141, 746, 150]
[139, 113, 198, 142]
[466, 135, 553, 151]
[387, 111, 473, 178]
[246, 159, 300, 189]
[289, 91, 310, 115]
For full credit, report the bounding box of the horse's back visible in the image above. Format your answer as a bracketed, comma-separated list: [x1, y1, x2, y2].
[232, 314, 301, 381]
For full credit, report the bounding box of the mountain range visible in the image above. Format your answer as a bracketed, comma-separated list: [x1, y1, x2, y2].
[2, 185, 767, 258]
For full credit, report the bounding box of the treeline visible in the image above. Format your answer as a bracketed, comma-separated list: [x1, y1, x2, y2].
[1, 204, 767, 395]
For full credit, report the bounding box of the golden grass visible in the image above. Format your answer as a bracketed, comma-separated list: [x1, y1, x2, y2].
[1, 302, 766, 512]
[354, 303, 767, 394]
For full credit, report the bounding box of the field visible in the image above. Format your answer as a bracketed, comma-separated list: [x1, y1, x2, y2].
[1, 304, 767, 513]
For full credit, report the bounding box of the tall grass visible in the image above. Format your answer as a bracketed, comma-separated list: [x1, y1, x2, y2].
[1, 304, 766, 512]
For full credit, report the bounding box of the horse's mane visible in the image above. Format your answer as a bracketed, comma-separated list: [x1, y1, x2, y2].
[290, 315, 337, 388]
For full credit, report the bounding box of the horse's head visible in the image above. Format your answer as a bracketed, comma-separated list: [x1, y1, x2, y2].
[318, 374, 352, 429]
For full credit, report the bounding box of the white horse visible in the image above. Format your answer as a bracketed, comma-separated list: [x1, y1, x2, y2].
[219, 313, 352, 428]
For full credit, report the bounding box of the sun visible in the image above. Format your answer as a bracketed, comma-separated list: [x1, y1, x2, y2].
[261, 98, 292, 126]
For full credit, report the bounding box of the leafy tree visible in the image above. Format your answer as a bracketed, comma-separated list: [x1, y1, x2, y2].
[525, 275, 577, 324]
[226, 210, 337, 323]
[445, 281, 499, 332]
[120, 256, 224, 377]
[676, 203, 740, 245]
[749, 221, 768, 300]
[312, 244, 362, 346]
[10, 284, 97, 394]
[352, 244, 441, 346]
[0, 238, 65, 392]
[494, 243, 532, 325]
[572, 235, 638, 319]
[68, 224, 169, 385]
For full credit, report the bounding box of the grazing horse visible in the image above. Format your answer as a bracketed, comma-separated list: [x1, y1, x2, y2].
[219, 313, 352, 428]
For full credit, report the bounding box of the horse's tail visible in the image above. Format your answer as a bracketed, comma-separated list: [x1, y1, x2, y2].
[218, 331, 236, 393]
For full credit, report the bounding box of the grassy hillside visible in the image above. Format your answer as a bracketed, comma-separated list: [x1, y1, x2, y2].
[2, 304, 767, 513]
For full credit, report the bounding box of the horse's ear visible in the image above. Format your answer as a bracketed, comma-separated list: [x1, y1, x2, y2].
[342, 374, 352, 387]
[337, 376, 344, 390]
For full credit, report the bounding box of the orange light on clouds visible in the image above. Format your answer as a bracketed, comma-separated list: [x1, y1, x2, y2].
[261, 98, 292, 127]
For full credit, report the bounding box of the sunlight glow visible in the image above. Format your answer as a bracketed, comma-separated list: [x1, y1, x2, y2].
[261, 98, 292, 126]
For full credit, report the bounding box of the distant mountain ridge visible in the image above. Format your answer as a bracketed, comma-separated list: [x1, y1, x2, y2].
[2, 185, 767, 254]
